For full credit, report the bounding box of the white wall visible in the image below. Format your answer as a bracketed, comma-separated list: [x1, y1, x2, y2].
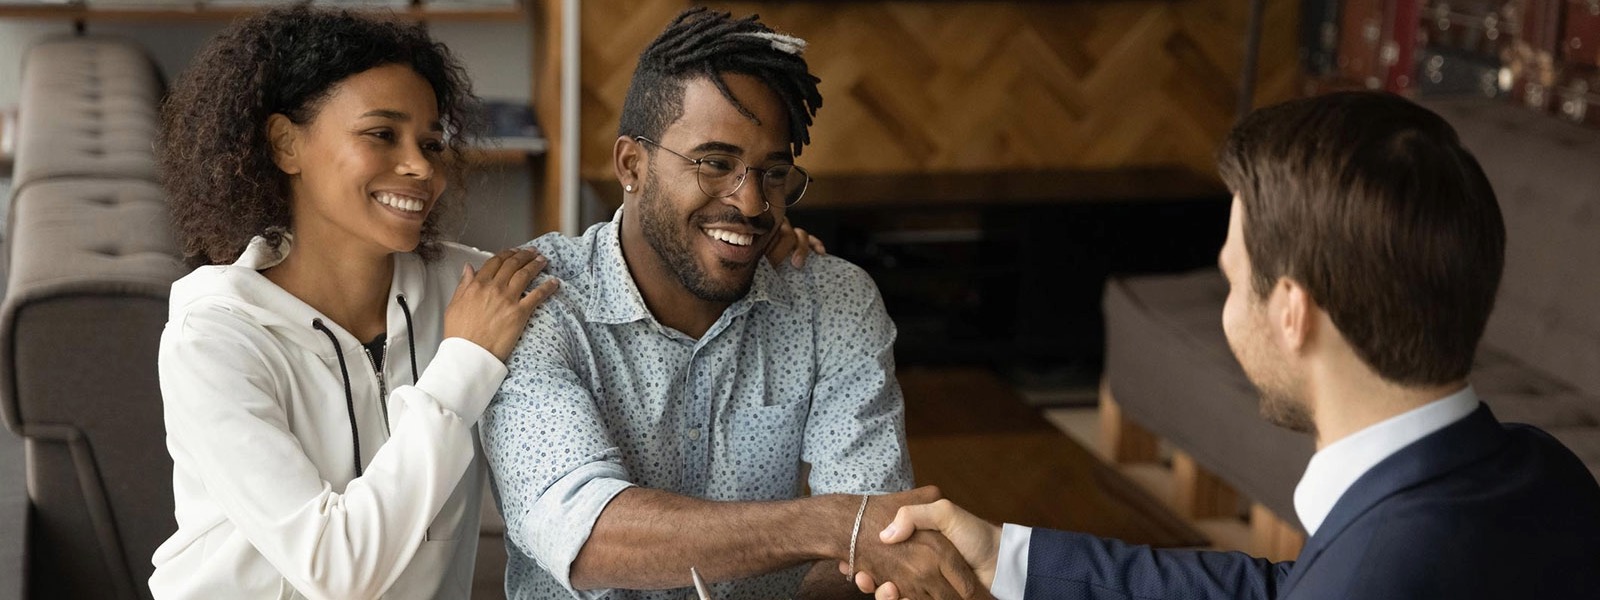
[0, 17, 539, 248]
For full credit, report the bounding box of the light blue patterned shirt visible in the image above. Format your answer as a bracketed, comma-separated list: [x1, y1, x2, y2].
[482, 211, 914, 600]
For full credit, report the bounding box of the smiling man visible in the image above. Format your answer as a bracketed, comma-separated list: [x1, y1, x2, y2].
[479, 8, 981, 600]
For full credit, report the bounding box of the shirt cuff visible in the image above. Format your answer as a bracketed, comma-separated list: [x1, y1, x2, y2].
[519, 462, 635, 600]
[413, 337, 508, 422]
[989, 524, 1032, 600]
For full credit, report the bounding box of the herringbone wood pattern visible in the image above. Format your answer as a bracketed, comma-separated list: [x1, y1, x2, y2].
[572, 0, 1299, 180]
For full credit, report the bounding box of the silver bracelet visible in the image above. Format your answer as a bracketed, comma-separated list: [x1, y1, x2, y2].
[846, 494, 870, 580]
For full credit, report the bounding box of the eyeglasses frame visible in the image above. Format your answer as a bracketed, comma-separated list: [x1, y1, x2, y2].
[632, 135, 813, 210]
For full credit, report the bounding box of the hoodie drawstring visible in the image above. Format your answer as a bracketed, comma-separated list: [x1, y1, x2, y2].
[312, 318, 363, 478]
[395, 294, 420, 386]
[308, 297, 419, 479]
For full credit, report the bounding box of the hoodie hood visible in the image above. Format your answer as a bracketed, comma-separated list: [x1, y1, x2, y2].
[168, 235, 437, 360]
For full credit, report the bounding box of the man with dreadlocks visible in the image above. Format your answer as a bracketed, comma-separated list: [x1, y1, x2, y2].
[480, 8, 983, 600]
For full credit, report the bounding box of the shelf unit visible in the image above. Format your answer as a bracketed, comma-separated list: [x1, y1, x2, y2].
[0, 0, 576, 237]
[0, 2, 525, 21]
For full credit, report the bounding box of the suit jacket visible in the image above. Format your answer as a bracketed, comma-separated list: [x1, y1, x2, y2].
[1025, 404, 1600, 599]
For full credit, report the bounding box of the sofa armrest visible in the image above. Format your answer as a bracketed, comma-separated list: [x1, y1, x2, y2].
[0, 178, 183, 599]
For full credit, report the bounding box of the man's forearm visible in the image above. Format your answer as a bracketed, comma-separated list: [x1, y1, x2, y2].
[570, 488, 858, 590]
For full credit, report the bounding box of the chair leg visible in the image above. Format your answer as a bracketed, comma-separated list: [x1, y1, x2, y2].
[1098, 378, 1161, 464]
[1172, 451, 1240, 519]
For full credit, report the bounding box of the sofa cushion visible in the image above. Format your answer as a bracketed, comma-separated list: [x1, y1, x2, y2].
[11, 36, 162, 194]
[1104, 269, 1314, 525]
[2, 178, 184, 433]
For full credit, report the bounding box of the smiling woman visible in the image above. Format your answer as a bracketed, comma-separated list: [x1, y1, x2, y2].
[262, 63, 450, 260]
[149, 6, 558, 600]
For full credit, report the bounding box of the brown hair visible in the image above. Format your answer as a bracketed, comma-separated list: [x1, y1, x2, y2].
[158, 5, 483, 268]
[1217, 92, 1505, 386]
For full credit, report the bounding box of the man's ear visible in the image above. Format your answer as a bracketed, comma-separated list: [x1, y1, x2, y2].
[613, 135, 644, 197]
[267, 114, 302, 175]
[1273, 277, 1315, 353]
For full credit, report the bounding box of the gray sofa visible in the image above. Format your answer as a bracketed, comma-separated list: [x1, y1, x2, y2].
[0, 36, 181, 600]
[1102, 97, 1600, 546]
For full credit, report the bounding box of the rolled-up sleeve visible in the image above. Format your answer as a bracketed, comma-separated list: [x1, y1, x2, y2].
[480, 298, 635, 598]
[802, 262, 914, 495]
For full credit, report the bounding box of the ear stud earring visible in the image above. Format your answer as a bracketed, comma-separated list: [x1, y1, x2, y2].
[625, 184, 635, 192]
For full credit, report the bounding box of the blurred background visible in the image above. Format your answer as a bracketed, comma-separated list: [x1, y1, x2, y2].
[4, 0, 1598, 598]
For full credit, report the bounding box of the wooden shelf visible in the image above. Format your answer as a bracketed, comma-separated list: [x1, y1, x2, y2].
[470, 146, 542, 166]
[0, 2, 526, 22]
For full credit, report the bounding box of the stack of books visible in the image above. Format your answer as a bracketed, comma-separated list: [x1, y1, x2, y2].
[482, 99, 546, 154]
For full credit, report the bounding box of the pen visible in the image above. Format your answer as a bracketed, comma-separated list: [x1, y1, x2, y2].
[691, 567, 711, 600]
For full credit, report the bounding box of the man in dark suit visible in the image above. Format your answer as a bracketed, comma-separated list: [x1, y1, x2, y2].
[853, 92, 1600, 599]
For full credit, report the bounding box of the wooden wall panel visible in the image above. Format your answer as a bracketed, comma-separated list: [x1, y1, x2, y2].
[573, 0, 1299, 180]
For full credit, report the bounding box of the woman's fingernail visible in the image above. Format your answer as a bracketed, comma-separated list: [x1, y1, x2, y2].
[880, 524, 897, 540]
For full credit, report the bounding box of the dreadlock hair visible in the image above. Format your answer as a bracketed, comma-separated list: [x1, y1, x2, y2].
[618, 7, 822, 157]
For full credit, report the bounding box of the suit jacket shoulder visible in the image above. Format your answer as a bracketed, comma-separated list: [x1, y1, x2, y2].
[1021, 406, 1600, 600]
[1286, 406, 1600, 599]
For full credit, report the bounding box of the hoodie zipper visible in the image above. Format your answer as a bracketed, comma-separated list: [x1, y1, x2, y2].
[363, 342, 393, 437]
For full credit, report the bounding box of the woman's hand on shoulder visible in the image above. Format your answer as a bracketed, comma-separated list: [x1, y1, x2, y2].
[443, 247, 558, 362]
[766, 216, 828, 269]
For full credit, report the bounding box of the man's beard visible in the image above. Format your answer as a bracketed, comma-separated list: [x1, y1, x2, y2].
[1229, 310, 1317, 436]
[1258, 385, 1316, 434]
[637, 171, 767, 303]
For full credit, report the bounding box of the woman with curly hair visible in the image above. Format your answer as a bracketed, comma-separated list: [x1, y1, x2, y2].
[148, 7, 556, 598]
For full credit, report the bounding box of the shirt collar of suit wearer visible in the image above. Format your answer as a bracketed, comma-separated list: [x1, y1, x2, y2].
[1293, 385, 1480, 536]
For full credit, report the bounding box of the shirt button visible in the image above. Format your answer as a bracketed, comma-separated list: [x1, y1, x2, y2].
[687, 428, 702, 441]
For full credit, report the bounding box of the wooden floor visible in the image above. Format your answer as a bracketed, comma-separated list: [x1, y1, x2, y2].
[899, 367, 1206, 548]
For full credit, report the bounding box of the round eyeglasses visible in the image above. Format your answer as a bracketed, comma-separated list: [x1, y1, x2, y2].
[634, 136, 812, 209]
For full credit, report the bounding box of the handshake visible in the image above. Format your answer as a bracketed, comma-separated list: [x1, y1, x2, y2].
[827, 486, 1001, 600]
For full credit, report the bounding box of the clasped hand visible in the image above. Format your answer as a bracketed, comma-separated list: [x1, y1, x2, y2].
[842, 493, 1003, 600]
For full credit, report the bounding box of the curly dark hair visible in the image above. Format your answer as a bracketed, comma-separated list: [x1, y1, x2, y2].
[619, 7, 822, 157]
[158, 4, 483, 267]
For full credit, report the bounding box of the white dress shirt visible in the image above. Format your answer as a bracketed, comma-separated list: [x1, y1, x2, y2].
[1292, 386, 1478, 535]
[987, 386, 1481, 599]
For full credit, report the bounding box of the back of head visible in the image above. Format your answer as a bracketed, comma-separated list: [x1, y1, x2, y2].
[158, 5, 480, 268]
[617, 7, 822, 157]
[1217, 92, 1506, 386]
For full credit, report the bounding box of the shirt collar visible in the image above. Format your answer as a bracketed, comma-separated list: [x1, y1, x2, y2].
[579, 208, 792, 326]
[1293, 385, 1480, 536]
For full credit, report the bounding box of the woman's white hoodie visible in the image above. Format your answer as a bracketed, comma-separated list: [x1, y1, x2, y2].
[149, 236, 503, 600]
